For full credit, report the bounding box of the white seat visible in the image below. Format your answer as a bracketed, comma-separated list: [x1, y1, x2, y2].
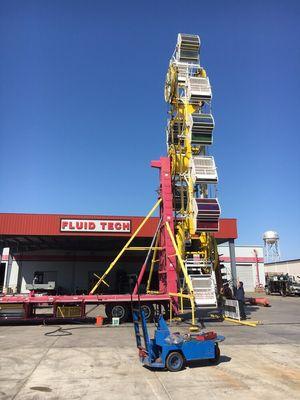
[187, 76, 212, 103]
[191, 156, 218, 183]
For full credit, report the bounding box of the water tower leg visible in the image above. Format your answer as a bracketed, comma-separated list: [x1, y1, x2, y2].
[229, 239, 237, 290]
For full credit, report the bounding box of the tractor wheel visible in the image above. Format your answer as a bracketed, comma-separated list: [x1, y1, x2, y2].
[140, 303, 154, 321]
[166, 351, 185, 372]
[105, 303, 129, 323]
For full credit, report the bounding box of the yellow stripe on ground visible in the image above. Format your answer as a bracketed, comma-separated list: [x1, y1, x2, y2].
[224, 317, 258, 327]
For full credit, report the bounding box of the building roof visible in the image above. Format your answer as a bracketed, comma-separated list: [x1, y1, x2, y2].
[265, 259, 300, 265]
[0, 213, 237, 252]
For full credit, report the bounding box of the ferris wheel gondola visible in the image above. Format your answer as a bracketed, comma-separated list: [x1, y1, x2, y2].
[176, 33, 201, 63]
[189, 113, 214, 145]
[187, 76, 212, 104]
[191, 156, 218, 184]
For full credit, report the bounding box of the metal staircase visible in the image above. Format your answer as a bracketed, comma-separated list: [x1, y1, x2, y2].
[185, 259, 217, 307]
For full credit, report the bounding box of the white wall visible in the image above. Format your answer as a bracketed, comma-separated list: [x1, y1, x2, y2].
[218, 245, 265, 292]
[265, 260, 300, 278]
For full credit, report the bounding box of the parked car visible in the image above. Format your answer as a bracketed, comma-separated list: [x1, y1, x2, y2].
[265, 274, 300, 296]
[288, 276, 300, 296]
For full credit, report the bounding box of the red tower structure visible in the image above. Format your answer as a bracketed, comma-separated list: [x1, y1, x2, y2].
[151, 158, 178, 307]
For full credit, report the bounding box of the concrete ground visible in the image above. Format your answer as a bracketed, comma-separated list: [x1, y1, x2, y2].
[0, 295, 299, 400]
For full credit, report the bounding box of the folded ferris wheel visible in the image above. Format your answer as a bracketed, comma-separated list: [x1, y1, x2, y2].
[164, 33, 221, 307]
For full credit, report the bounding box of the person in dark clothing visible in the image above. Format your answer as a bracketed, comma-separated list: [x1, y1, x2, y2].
[236, 281, 246, 320]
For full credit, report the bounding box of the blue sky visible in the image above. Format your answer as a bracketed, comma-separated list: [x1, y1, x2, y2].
[0, 0, 299, 259]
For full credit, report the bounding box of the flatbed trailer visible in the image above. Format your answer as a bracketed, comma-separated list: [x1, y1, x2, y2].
[0, 293, 170, 323]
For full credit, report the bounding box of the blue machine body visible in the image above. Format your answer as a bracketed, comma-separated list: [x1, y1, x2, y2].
[133, 310, 225, 370]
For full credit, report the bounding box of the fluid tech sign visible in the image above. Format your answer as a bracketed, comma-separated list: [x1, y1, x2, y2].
[60, 219, 131, 233]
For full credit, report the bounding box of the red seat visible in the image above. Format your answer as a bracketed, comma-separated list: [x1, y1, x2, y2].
[196, 198, 220, 232]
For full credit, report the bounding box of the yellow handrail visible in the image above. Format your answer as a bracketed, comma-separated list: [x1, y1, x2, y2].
[146, 233, 160, 293]
[90, 198, 162, 294]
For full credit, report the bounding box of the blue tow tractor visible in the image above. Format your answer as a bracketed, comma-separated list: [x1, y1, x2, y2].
[133, 309, 225, 372]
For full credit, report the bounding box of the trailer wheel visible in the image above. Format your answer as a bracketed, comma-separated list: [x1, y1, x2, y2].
[166, 351, 185, 372]
[105, 303, 129, 323]
[141, 303, 154, 321]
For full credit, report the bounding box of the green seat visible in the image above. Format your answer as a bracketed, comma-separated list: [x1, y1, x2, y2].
[190, 113, 214, 145]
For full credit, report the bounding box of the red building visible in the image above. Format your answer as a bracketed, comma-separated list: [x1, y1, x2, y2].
[0, 213, 237, 294]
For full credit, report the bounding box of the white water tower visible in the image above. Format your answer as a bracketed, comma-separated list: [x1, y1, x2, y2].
[263, 231, 280, 263]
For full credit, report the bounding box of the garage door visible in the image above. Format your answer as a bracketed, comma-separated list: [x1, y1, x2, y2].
[236, 264, 254, 292]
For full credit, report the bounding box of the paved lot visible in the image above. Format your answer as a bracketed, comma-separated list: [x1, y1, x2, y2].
[0, 295, 299, 399]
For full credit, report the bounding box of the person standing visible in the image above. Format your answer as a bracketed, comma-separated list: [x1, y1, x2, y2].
[236, 281, 246, 320]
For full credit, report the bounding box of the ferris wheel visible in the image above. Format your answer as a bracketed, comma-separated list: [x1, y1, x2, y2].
[164, 33, 221, 307]
[89, 34, 222, 323]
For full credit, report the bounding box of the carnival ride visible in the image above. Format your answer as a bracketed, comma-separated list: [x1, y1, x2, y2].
[0, 34, 222, 326]
[163, 33, 220, 311]
[89, 33, 221, 325]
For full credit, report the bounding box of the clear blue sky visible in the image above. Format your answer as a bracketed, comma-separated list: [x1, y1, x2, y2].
[0, 0, 299, 259]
